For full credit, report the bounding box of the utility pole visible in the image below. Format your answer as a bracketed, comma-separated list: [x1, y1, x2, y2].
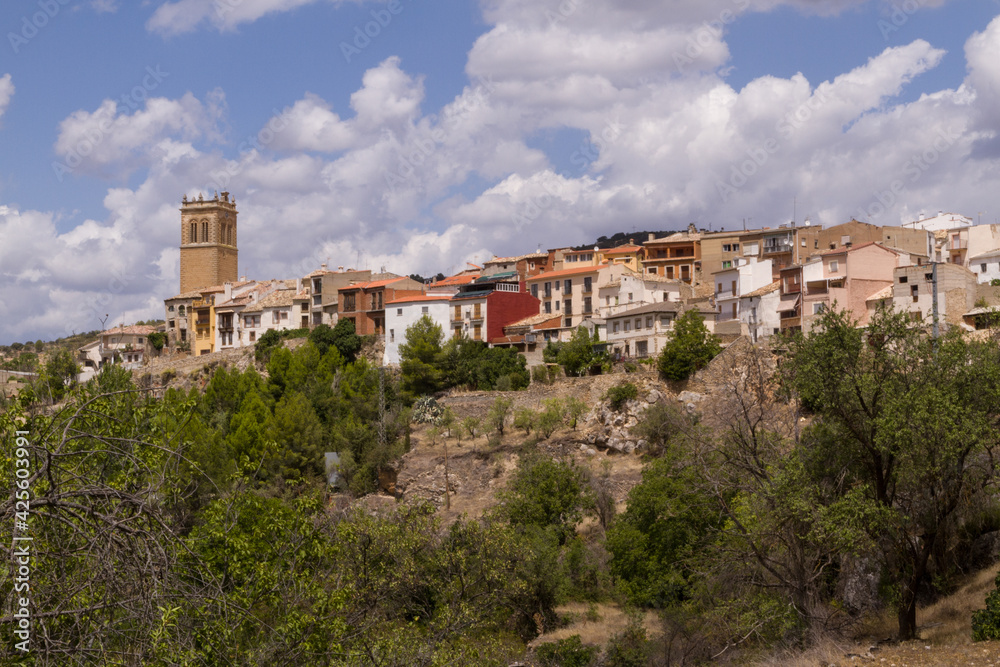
[932, 262, 940, 347]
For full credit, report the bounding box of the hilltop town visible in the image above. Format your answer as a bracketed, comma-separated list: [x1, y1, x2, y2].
[72, 192, 1000, 376]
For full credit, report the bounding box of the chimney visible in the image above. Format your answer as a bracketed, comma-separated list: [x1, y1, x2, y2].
[296, 278, 303, 293]
[321, 262, 328, 271]
[224, 283, 232, 299]
[338, 266, 344, 272]
[648, 232, 655, 242]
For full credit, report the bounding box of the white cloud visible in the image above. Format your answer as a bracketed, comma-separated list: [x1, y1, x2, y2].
[147, 0, 347, 36]
[53, 91, 225, 179]
[0, 74, 13, 124]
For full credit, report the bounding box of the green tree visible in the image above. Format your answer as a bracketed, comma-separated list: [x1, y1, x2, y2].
[268, 390, 326, 480]
[486, 396, 513, 436]
[399, 314, 446, 397]
[331, 317, 362, 362]
[308, 322, 336, 355]
[784, 305, 1000, 640]
[514, 407, 536, 435]
[558, 327, 598, 377]
[657, 309, 720, 380]
[497, 455, 592, 545]
[37, 349, 80, 401]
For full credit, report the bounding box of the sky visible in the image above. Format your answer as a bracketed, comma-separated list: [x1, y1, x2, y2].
[1, 0, 1000, 344]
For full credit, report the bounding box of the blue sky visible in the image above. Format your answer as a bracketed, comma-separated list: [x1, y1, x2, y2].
[1, 0, 999, 344]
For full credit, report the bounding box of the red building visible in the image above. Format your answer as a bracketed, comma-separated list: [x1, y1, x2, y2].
[338, 276, 425, 336]
[448, 272, 541, 342]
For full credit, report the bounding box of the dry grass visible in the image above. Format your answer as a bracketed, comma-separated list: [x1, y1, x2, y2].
[920, 561, 1000, 645]
[530, 602, 661, 649]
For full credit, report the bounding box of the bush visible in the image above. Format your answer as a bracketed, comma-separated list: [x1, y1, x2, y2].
[605, 382, 638, 411]
[603, 612, 649, 667]
[536, 635, 597, 667]
[514, 408, 536, 435]
[623, 361, 638, 373]
[532, 365, 551, 385]
[974, 573, 1000, 640]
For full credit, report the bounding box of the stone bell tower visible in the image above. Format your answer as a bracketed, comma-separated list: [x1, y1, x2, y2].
[179, 191, 239, 293]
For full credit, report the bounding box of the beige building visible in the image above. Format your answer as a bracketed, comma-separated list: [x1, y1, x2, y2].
[892, 262, 978, 329]
[642, 227, 701, 282]
[179, 192, 239, 294]
[525, 264, 630, 338]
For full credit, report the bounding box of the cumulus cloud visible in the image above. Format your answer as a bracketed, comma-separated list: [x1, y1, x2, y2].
[3, 0, 992, 345]
[0, 74, 13, 124]
[53, 90, 225, 179]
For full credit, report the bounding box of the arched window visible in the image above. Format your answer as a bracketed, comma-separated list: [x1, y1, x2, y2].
[227, 224, 233, 245]
[202, 221, 209, 242]
[190, 222, 197, 243]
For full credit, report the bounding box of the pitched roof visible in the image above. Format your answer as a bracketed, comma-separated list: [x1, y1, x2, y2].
[166, 289, 206, 300]
[970, 248, 1000, 260]
[484, 251, 547, 264]
[605, 302, 681, 319]
[506, 313, 562, 329]
[433, 274, 477, 287]
[526, 263, 610, 281]
[342, 276, 406, 291]
[243, 289, 295, 313]
[644, 230, 701, 245]
[866, 285, 894, 302]
[744, 281, 782, 298]
[604, 244, 643, 255]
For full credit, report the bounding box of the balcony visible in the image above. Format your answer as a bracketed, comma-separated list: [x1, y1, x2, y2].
[951, 238, 968, 251]
[763, 242, 793, 255]
[780, 315, 801, 329]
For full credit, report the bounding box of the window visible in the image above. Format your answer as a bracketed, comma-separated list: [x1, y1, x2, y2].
[813, 303, 826, 315]
[666, 266, 674, 279]
[646, 316, 653, 329]
[624, 320, 631, 332]
[531, 284, 539, 298]
[555, 301, 560, 311]
[925, 273, 934, 281]
[722, 260, 732, 269]
[636, 341, 648, 358]
[202, 221, 208, 242]
[647, 267, 657, 274]
[583, 297, 592, 314]
[565, 317, 572, 328]
[421, 306, 429, 314]
[634, 318, 642, 330]
[613, 321, 620, 333]
[830, 260, 839, 272]
[982, 264, 988, 273]
[899, 276, 908, 284]
[454, 305, 461, 320]
[390, 329, 395, 342]
[564, 300, 572, 315]
[911, 285, 919, 302]
[249, 331, 256, 342]
[583, 277, 592, 292]
[137, 338, 144, 345]
[168, 305, 175, 312]
[731, 280, 736, 294]
[564, 279, 572, 293]
[544, 302, 552, 314]
[178, 305, 186, 316]
[627, 293, 633, 302]
[397, 308, 403, 315]
[473, 325, 481, 341]
[814, 240, 819, 249]
[168, 320, 175, 328]
[716, 283, 723, 295]
[544, 282, 551, 298]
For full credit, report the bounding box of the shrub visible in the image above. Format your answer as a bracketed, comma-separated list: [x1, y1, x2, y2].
[463, 416, 481, 439]
[623, 361, 638, 373]
[603, 612, 649, 667]
[536, 635, 597, 667]
[487, 396, 513, 436]
[514, 408, 536, 435]
[605, 382, 638, 411]
[532, 365, 551, 385]
[974, 573, 1000, 640]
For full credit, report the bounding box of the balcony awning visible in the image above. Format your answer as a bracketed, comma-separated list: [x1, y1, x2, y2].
[779, 293, 800, 307]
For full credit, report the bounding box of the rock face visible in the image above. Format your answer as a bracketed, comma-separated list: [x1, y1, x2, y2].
[582, 382, 667, 454]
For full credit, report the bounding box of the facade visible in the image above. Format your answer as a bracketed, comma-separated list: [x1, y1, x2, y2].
[192, 286, 225, 356]
[525, 264, 629, 336]
[599, 242, 645, 272]
[891, 262, 978, 328]
[739, 281, 782, 342]
[307, 267, 374, 327]
[970, 250, 1000, 284]
[604, 302, 681, 359]
[642, 227, 701, 282]
[338, 276, 425, 337]
[798, 243, 905, 332]
[383, 295, 454, 365]
[179, 192, 239, 294]
[98, 325, 157, 369]
[449, 273, 540, 343]
[712, 258, 774, 334]
[902, 211, 974, 232]
[164, 290, 201, 349]
[598, 271, 693, 318]
[481, 252, 549, 280]
[797, 219, 932, 259]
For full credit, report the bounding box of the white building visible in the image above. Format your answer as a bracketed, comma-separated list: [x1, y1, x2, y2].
[971, 249, 1000, 285]
[902, 211, 973, 232]
[739, 281, 782, 343]
[598, 270, 693, 318]
[712, 258, 774, 334]
[605, 302, 681, 359]
[383, 295, 454, 365]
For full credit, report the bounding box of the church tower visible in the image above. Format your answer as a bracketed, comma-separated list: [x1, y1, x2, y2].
[179, 191, 239, 293]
